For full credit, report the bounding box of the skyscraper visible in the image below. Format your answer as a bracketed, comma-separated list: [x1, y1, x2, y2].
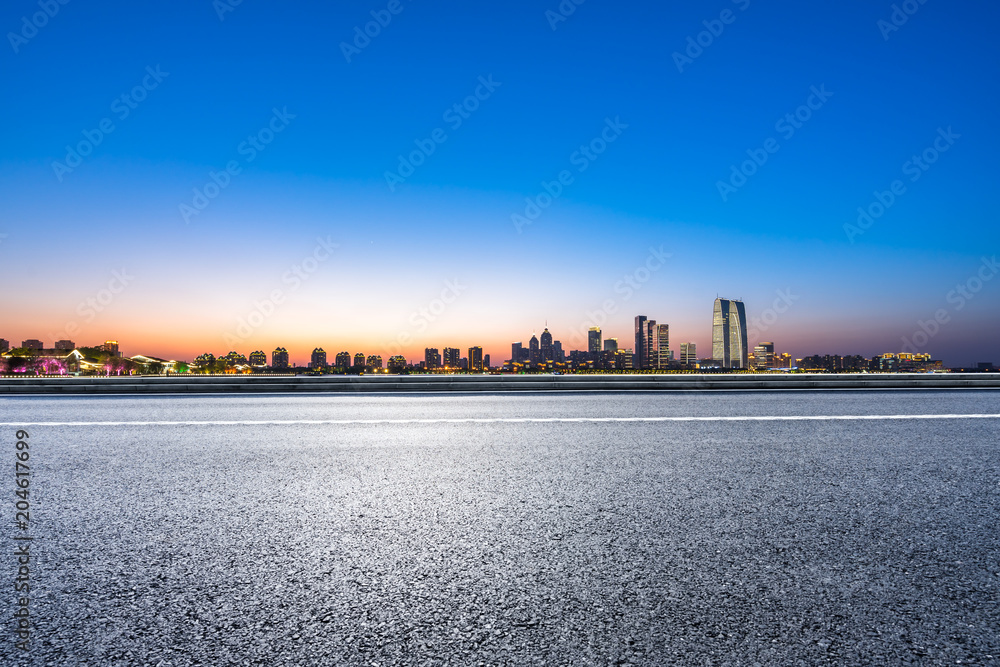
[680, 343, 697, 366]
[588, 327, 602, 360]
[634, 316, 647, 369]
[0, 339, 8, 354]
[271, 347, 289, 369]
[335, 351, 351, 369]
[443, 347, 460, 368]
[511, 342, 523, 364]
[528, 335, 539, 365]
[468, 346, 484, 372]
[249, 350, 267, 366]
[424, 348, 441, 370]
[713, 298, 749, 369]
[645, 319, 658, 369]
[540, 328, 553, 362]
[655, 324, 670, 369]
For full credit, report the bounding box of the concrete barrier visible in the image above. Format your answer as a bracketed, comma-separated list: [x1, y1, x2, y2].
[0, 374, 998, 394]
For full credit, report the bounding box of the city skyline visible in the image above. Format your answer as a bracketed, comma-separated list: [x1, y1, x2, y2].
[2, 2, 998, 368]
[1, 296, 977, 371]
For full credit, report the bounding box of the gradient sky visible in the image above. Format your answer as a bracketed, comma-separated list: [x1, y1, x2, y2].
[2, 0, 998, 366]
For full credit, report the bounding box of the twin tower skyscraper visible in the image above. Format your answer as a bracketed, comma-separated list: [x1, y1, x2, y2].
[712, 298, 749, 369]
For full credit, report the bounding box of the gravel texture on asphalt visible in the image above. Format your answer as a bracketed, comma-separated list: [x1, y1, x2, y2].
[2, 391, 999, 665]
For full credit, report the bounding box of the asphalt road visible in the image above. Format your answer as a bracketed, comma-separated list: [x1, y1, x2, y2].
[2, 391, 998, 665]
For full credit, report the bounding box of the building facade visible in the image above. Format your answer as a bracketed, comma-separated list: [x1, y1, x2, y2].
[271, 347, 289, 369]
[634, 316, 647, 369]
[249, 350, 267, 366]
[424, 348, 441, 370]
[712, 298, 748, 369]
[588, 327, 602, 360]
[310, 348, 328, 370]
[540, 329, 553, 362]
[680, 342, 697, 366]
[655, 324, 671, 369]
[443, 347, 461, 368]
[468, 346, 484, 372]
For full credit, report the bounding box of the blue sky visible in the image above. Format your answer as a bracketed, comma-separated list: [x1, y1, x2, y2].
[1, 0, 998, 365]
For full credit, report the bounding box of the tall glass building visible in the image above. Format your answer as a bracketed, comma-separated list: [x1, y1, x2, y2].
[712, 298, 748, 369]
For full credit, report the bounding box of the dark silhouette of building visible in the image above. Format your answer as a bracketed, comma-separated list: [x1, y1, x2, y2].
[310, 348, 328, 369]
[540, 328, 553, 362]
[271, 347, 289, 369]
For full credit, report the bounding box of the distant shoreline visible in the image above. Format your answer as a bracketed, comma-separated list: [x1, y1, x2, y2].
[1, 373, 998, 395]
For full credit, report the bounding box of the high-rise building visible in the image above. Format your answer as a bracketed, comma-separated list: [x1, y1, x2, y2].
[645, 320, 658, 368]
[22, 339, 44, 351]
[655, 324, 670, 369]
[604, 338, 618, 353]
[634, 316, 648, 369]
[443, 347, 460, 368]
[335, 351, 351, 369]
[353, 353, 366, 368]
[54, 340, 75, 351]
[552, 341, 563, 362]
[0, 339, 8, 354]
[387, 355, 406, 373]
[271, 347, 289, 369]
[680, 343, 697, 366]
[310, 348, 328, 369]
[424, 348, 441, 370]
[528, 335, 539, 365]
[367, 355, 383, 370]
[511, 342, 522, 364]
[588, 327, 602, 360]
[752, 342, 775, 370]
[540, 328, 553, 362]
[468, 346, 484, 372]
[249, 350, 267, 366]
[713, 298, 749, 369]
[483, 354, 490, 369]
[103, 341, 120, 357]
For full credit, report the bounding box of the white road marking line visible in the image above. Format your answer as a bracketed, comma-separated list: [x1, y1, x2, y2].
[1, 414, 999, 426]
